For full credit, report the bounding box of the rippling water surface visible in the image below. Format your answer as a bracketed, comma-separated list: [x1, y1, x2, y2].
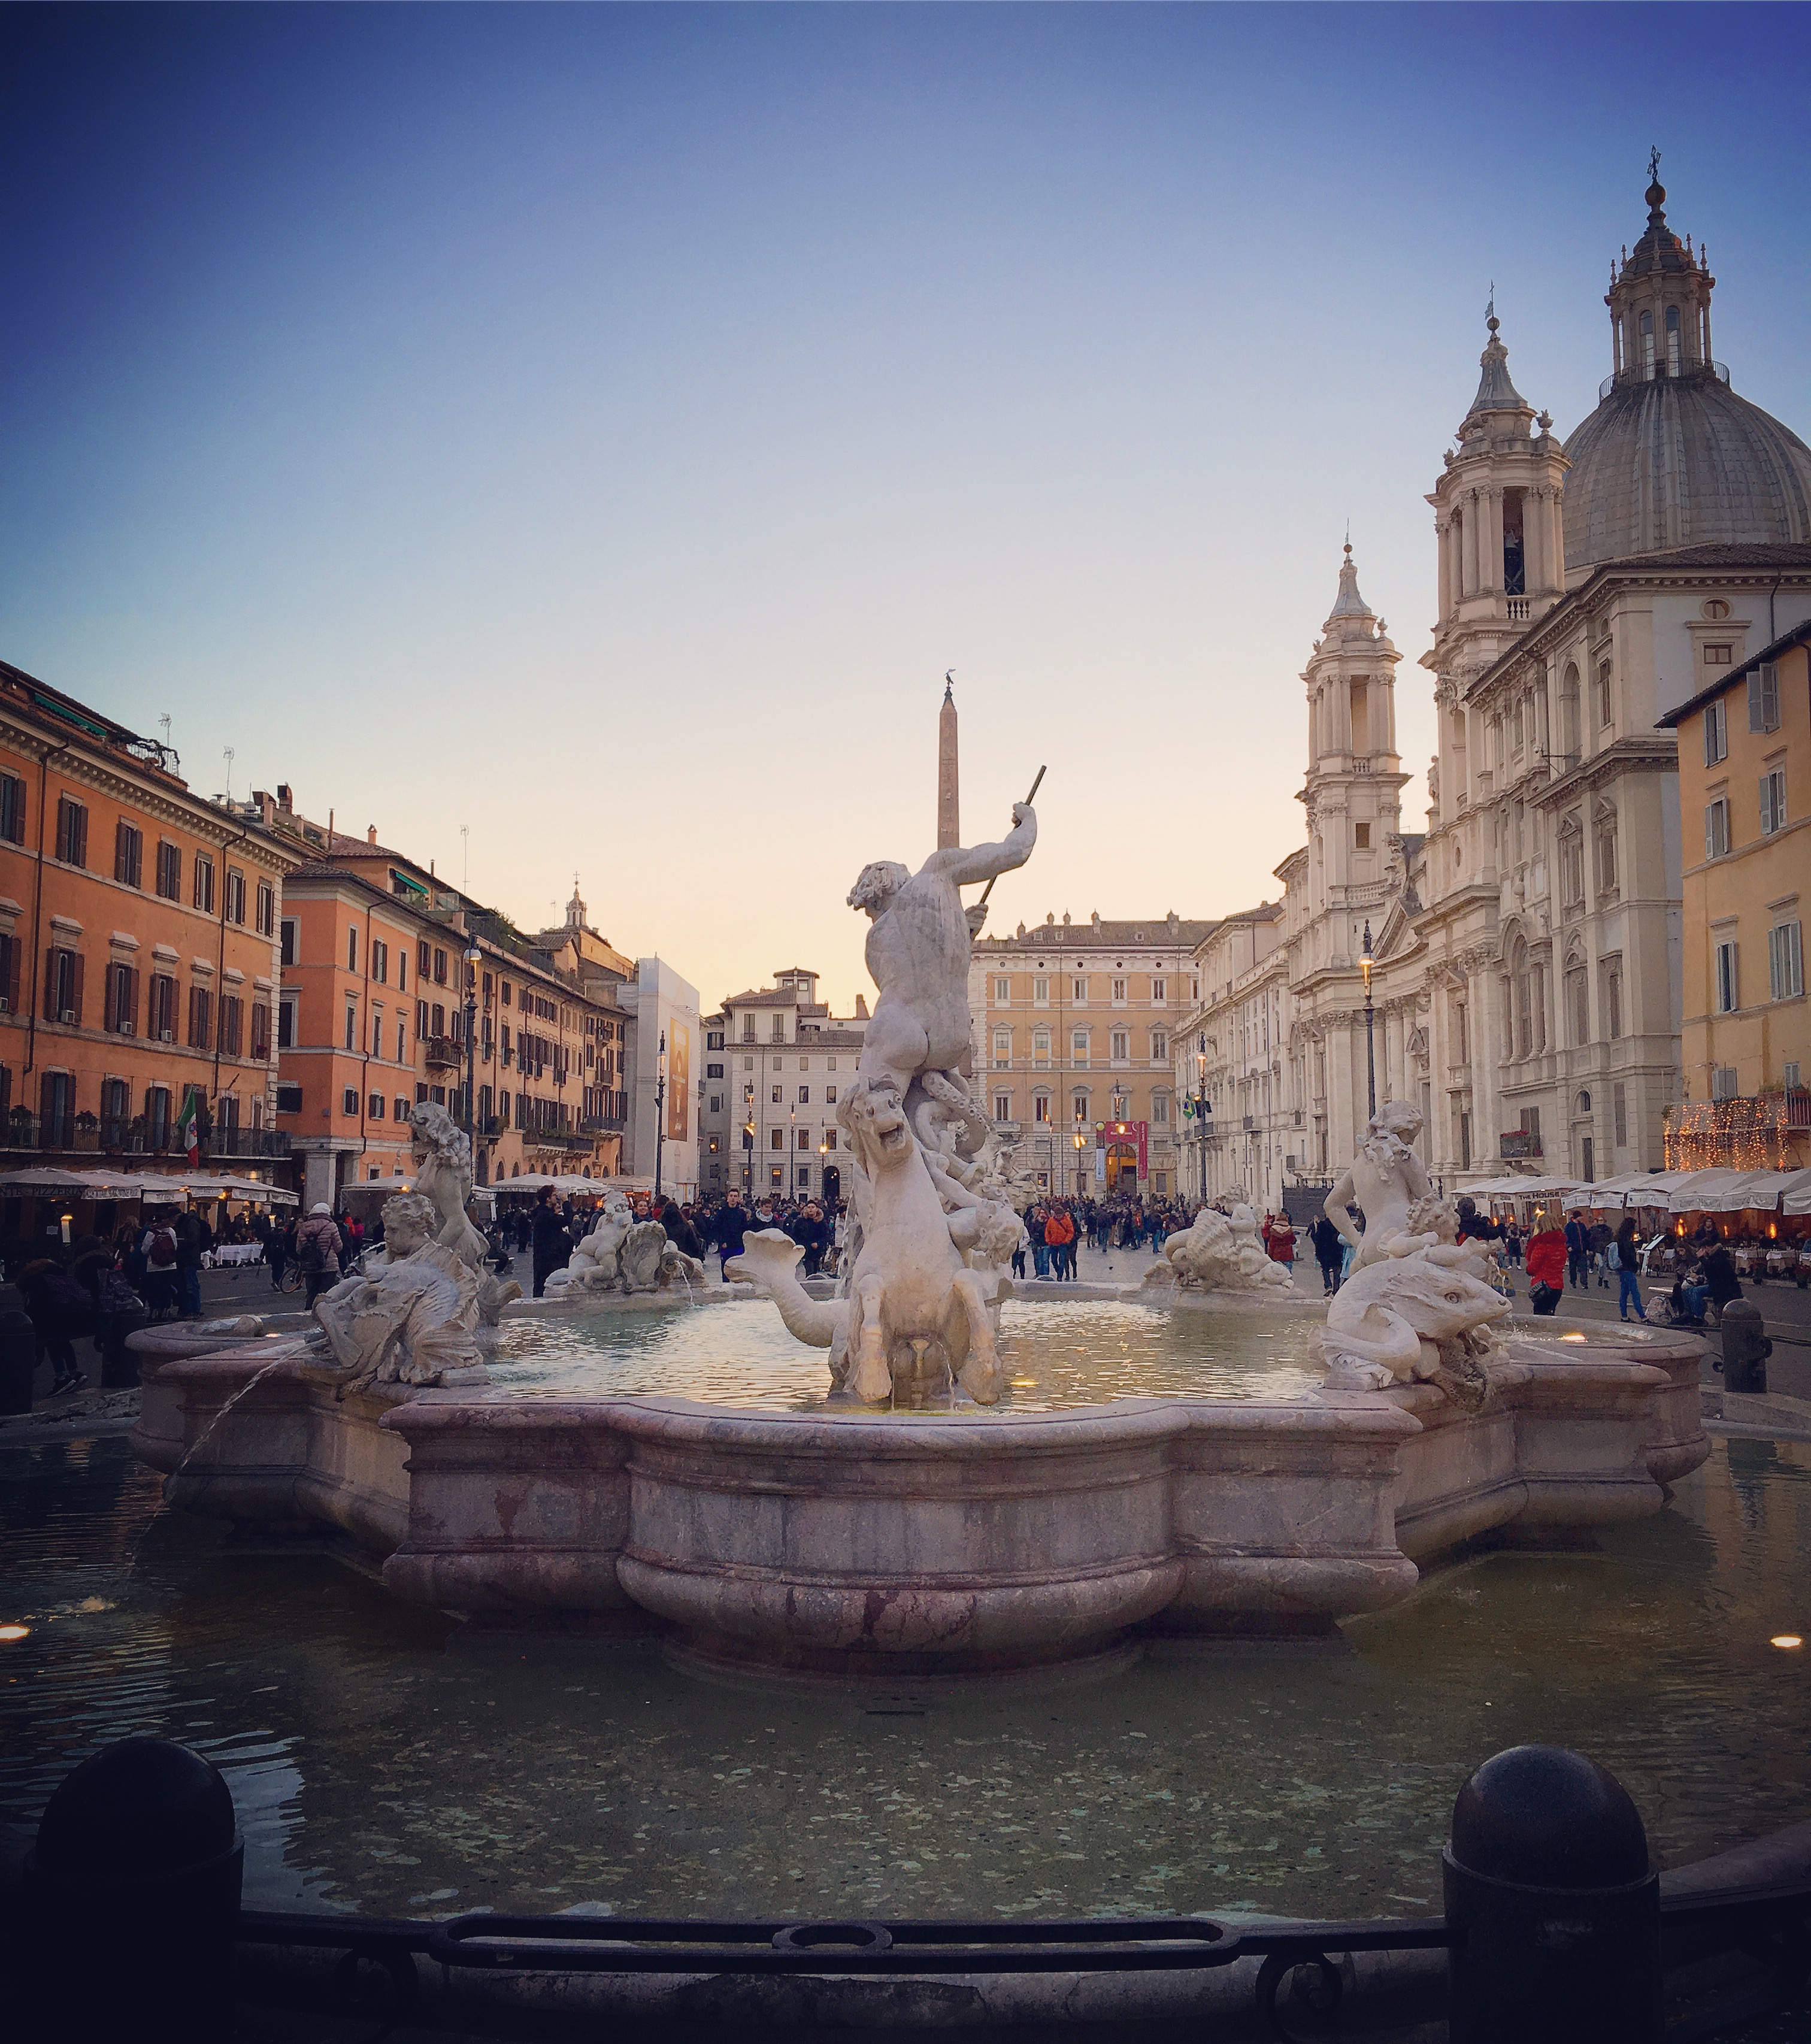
[487, 1297, 1324, 1409]
[4, 1432, 1809, 1922]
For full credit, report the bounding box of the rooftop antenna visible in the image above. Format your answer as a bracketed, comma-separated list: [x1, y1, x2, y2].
[461, 823, 470, 894]
[222, 746, 235, 802]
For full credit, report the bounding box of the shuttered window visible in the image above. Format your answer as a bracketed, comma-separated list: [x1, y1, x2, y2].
[114, 820, 143, 888]
[54, 797, 87, 867]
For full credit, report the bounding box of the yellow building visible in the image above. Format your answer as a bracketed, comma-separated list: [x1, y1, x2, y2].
[968, 913, 1212, 1197]
[1658, 617, 1809, 1167]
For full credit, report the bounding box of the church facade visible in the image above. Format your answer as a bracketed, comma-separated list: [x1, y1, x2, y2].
[1177, 167, 1811, 1200]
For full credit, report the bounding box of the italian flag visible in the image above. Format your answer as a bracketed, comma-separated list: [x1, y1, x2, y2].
[176, 1088, 203, 1167]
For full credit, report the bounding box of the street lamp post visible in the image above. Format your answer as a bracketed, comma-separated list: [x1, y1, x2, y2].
[462, 942, 482, 1167]
[1073, 1103, 1087, 1200]
[1360, 920, 1377, 1122]
[654, 1029, 667, 1200]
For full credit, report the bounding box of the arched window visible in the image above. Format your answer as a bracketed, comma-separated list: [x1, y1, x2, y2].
[1560, 662, 1580, 759]
[1566, 953, 1589, 1046]
[1640, 310, 1655, 378]
[1665, 305, 1681, 377]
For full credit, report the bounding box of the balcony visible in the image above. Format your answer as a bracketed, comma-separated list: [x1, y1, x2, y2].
[424, 1035, 460, 1070]
[1, 1112, 289, 1162]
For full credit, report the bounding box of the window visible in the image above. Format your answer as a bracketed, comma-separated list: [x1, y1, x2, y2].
[1151, 1093, 1170, 1125]
[799, 1056, 809, 1072]
[1640, 308, 1655, 376]
[1704, 699, 1728, 766]
[1787, 1061, 1803, 1091]
[1613, 1083, 1628, 1147]
[432, 947, 447, 985]
[371, 940, 389, 983]
[992, 1028, 1011, 1066]
[1704, 644, 1733, 668]
[1596, 662, 1613, 729]
[797, 1085, 810, 1105]
[994, 1092, 1012, 1121]
[1071, 1029, 1089, 1063]
[771, 1084, 782, 1105]
[1567, 964, 1589, 1046]
[397, 1018, 407, 1061]
[0, 773, 24, 844]
[55, 796, 88, 867]
[251, 1003, 270, 1061]
[1665, 303, 1682, 376]
[1595, 812, 1618, 894]
[794, 1128, 811, 1151]
[1032, 1029, 1050, 1063]
[1715, 940, 1740, 1014]
[1151, 978, 1165, 1003]
[213, 995, 241, 1056]
[1032, 1094, 1051, 1124]
[256, 880, 274, 937]
[430, 1002, 445, 1037]
[368, 1093, 386, 1120]
[769, 1127, 784, 1150]
[1111, 1030, 1129, 1061]
[104, 961, 138, 1034]
[44, 946, 83, 1025]
[825, 1085, 837, 1105]
[1704, 799, 1730, 859]
[188, 985, 212, 1049]
[150, 973, 176, 1041]
[280, 917, 298, 967]
[1761, 767, 1787, 837]
[1033, 976, 1049, 1004]
[144, 1086, 171, 1148]
[1749, 662, 1781, 734]
[1355, 822, 1371, 850]
[192, 852, 214, 913]
[706, 1029, 723, 1050]
[224, 868, 246, 926]
[345, 925, 359, 971]
[1520, 1104, 1543, 1155]
[1603, 958, 1623, 1041]
[770, 1013, 784, 1042]
[114, 821, 143, 889]
[1770, 921, 1804, 1002]
[1559, 825, 1584, 908]
[1711, 1065, 1739, 1103]
[343, 1087, 359, 1116]
[371, 1009, 384, 1056]
[991, 976, 1010, 1003]
[0, 932, 13, 1014]
[706, 1062, 724, 1079]
[1112, 977, 1126, 1002]
[1072, 976, 1087, 1003]
[344, 1001, 357, 1050]
[1150, 1029, 1167, 1062]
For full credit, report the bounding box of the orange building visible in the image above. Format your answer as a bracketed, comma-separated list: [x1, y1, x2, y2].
[256, 794, 630, 1195]
[0, 662, 301, 1171]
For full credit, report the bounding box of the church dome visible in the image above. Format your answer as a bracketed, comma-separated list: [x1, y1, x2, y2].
[1561, 163, 1811, 573]
[1562, 370, 1811, 573]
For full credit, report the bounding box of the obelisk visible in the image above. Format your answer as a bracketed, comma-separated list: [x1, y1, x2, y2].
[937, 675, 959, 849]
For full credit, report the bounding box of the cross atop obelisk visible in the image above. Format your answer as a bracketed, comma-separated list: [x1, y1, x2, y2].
[937, 671, 960, 849]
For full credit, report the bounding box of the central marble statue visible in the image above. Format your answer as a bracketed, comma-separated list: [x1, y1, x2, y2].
[729, 802, 1037, 1406]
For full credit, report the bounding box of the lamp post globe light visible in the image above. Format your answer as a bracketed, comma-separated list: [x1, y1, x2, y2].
[1360, 919, 1377, 1122]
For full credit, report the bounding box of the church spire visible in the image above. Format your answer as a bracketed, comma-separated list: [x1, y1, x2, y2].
[1464, 293, 1530, 421]
[937, 673, 959, 849]
[1327, 539, 1374, 624]
[566, 873, 587, 931]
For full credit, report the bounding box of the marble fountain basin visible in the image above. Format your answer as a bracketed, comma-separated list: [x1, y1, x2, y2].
[128, 1297, 1709, 1682]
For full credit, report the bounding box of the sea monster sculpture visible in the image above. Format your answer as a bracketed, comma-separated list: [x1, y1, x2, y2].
[407, 1101, 522, 1326]
[729, 1076, 1009, 1406]
[1159, 1200, 1296, 1292]
[1314, 1241, 1510, 1409]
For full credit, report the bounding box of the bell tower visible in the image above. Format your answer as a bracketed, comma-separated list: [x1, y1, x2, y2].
[1604, 152, 1715, 390]
[1298, 543, 1407, 934]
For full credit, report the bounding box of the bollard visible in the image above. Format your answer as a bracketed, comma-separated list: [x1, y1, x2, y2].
[1444, 1743, 1661, 2043]
[1719, 1299, 1771, 1394]
[0, 1307, 34, 1415]
[21, 1737, 243, 2040]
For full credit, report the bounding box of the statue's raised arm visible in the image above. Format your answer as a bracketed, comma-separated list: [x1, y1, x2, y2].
[924, 803, 1037, 889]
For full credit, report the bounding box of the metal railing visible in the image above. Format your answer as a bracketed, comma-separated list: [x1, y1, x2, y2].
[225, 1880, 1811, 2041]
[1, 1113, 288, 1161]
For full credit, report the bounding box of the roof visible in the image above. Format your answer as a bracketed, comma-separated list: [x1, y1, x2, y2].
[975, 917, 1216, 953]
[771, 966, 819, 980]
[1464, 311, 1528, 419]
[1657, 612, 1811, 729]
[1561, 373, 1811, 573]
[0, 658, 183, 780]
[724, 989, 830, 1012]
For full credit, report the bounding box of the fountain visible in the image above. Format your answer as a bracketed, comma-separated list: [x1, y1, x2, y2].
[128, 798, 1709, 1682]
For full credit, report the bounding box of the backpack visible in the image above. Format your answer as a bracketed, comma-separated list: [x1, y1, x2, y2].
[298, 1228, 330, 1273]
[147, 1228, 177, 1270]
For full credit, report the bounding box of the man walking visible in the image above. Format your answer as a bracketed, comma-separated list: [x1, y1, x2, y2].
[172, 1203, 213, 1320]
[530, 1186, 572, 1300]
[1310, 1212, 1344, 1294]
[1564, 1212, 1590, 1291]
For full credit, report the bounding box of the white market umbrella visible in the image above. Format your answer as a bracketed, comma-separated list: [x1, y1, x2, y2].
[1667, 1168, 1763, 1216]
[0, 1166, 104, 1195]
[1782, 1168, 1811, 1216]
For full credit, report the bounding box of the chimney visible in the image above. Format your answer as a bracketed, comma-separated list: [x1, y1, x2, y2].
[367, 825, 377, 846]
[854, 994, 870, 1019]
[276, 784, 292, 810]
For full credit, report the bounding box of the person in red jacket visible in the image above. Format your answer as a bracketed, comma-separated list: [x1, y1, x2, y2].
[1525, 1221, 1568, 1316]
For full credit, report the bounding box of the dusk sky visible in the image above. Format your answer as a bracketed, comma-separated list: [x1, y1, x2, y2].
[5, 4, 1808, 1015]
